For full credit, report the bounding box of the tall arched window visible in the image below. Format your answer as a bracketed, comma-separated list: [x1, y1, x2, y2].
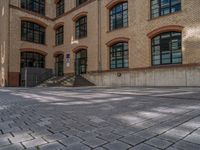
[21, 21, 45, 44]
[152, 32, 182, 65]
[75, 16, 87, 39]
[21, 52, 45, 68]
[55, 26, 64, 46]
[76, 0, 87, 7]
[56, 0, 64, 17]
[21, 0, 45, 15]
[109, 2, 128, 31]
[151, 0, 181, 18]
[110, 42, 128, 69]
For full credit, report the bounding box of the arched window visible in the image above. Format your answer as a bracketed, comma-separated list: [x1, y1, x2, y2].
[55, 26, 64, 46]
[76, 0, 87, 7]
[75, 16, 87, 39]
[56, 0, 64, 17]
[21, 0, 45, 15]
[21, 21, 45, 44]
[109, 2, 128, 31]
[21, 52, 45, 68]
[110, 42, 128, 69]
[151, 0, 181, 18]
[75, 49, 87, 75]
[152, 32, 182, 65]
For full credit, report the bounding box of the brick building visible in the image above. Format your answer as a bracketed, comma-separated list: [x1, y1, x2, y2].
[0, 0, 200, 87]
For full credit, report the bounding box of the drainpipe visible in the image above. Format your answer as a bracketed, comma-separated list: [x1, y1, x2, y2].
[97, 0, 103, 85]
[7, 0, 10, 87]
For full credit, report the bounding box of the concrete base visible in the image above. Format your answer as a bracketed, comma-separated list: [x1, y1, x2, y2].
[83, 66, 200, 87]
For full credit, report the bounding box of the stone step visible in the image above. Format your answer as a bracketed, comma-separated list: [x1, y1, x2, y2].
[37, 75, 94, 87]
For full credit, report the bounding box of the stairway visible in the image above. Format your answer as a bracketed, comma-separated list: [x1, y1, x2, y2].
[37, 74, 95, 87]
[73, 76, 95, 87]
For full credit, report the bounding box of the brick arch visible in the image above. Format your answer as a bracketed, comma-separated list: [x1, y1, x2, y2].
[106, 0, 128, 9]
[54, 22, 64, 30]
[20, 17, 48, 28]
[147, 25, 184, 38]
[106, 37, 130, 47]
[72, 45, 88, 53]
[53, 51, 64, 57]
[20, 48, 48, 56]
[72, 12, 88, 22]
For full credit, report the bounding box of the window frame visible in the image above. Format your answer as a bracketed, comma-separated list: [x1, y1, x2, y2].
[21, 0, 45, 15]
[150, 0, 181, 19]
[75, 16, 87, 39]
[151, 32, 182, 66]
[109, 42, 129, 69]
[56, 0, 65, 17]
[21, 21, 46, 44]
[76, 0, 87, 7]
[20, 52, 45, 68]
[55, 26, 64, 46]
[109, 2, 128, 31]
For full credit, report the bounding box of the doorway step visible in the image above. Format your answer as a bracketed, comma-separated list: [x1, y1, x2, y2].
[73, 76, 95, 87]
[37, 75, 95, 87]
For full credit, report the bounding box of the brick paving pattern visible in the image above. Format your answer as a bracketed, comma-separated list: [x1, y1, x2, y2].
[0, 87, 200, 150]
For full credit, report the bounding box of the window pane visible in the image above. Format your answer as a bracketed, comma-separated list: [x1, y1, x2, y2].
[21, 21, 45, 44]
[152, 32, 182, 65]
[151, 0, 181, 18]
[21, 0, 45, 15]
[110, 43, 128, 69]
[110, 2, 128, 31]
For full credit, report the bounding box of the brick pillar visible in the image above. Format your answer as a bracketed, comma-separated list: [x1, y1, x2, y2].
[8, 72, 20, 87]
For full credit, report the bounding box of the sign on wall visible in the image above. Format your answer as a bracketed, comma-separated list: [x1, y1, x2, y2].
[66, 53, 70, 67]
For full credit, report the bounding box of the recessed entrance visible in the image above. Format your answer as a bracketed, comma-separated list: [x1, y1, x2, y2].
[75, 49, 87, 76]
[55, 54, 64, 76]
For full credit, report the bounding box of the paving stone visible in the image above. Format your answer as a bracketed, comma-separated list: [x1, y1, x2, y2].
[0, 143, 24, 150]
[22, 137, 47, 148]
[59, 136, 83, 146]
[0, 138, 10, 147]
[65, 143, 91, 150]
[97, 133, 122, 142]
[184, 132, 200, 145]
[39, 141, 66, 150]
[120, 134, 146, 146]
[164, 128, 191, 139]
[166, 147, 180, 150]
[157, 134, 180, 142]
[173, 140, 200, 150]
[62, 129, 84, 136]
[103, 141, 131, 150]
[112, 128, 135, 136]
[2, 127, 21, 134]
[9, 133, 33, 143]
[95, 127, 114, 135]
[93, 147, 107, 150]
[76, 131, 99, 140]
[134, 130, 158, 140]
[145, 137, 173, 149]
[82, 137, 107, 148]
[129, 143, 159, 150]
[42, 133, 67, 142]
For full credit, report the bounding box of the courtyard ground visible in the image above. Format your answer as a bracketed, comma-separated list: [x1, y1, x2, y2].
[0, 87, 200, 150]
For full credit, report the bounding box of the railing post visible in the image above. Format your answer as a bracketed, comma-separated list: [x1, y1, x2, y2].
[25, 68, 27, 88]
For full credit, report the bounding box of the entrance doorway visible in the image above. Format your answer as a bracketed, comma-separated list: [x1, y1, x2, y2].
[55, 54, 64, 76]
[75, 49, 87, 76]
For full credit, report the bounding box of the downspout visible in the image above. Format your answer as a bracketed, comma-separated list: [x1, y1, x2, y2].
[97, 0, 102, 85]
[7, 0, 10, 87]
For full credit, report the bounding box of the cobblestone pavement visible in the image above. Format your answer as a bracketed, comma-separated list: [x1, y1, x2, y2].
[0, 87, 200, 150]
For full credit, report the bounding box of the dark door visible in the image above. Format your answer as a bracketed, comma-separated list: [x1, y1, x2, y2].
[75, 49, 87, 76]
[55, 54, 64, 76]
